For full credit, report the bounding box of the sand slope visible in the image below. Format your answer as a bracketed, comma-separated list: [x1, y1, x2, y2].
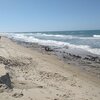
[0, 37, 100, 100]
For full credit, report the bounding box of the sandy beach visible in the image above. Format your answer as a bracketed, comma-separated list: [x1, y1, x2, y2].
[0, 37, 100, 100]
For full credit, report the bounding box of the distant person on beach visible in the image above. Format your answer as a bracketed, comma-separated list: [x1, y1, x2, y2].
[0, 36, 1, 40]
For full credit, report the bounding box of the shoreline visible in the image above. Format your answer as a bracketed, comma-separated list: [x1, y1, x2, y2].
[13, 38, 100, 80]
[0, 37, 100, 100]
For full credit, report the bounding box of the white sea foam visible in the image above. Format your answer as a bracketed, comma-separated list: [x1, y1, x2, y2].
[25, 33, 75, 39]
[67, 44, 100, 55]
[1, 33, 100, 55]
[93, 35, 100, 38]
[28, 33, 100, 40]
[8, 33, 100, 40]
[36, 33, 67, 38]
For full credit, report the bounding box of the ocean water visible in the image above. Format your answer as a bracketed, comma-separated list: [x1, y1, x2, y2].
[1, 30, 100, 55]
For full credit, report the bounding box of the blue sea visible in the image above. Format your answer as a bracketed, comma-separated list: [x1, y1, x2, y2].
[1, 30, 100, 55]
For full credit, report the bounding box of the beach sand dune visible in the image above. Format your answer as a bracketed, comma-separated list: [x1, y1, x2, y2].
[0, 37, 100, 100]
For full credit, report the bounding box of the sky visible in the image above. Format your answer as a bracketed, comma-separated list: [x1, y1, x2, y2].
[0, 0, 100, 32]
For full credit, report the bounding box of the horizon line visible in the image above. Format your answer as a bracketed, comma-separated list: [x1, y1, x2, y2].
[0, 29, 100, 33]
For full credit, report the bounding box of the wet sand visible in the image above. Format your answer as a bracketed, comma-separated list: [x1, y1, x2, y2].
[0, 37, 100, 100]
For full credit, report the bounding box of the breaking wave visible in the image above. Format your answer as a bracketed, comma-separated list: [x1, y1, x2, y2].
[93, 35, 100, 38]
[1, 32, 100, 55]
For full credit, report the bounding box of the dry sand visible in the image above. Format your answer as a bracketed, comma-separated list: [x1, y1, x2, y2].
[0, 37, 100, 100]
